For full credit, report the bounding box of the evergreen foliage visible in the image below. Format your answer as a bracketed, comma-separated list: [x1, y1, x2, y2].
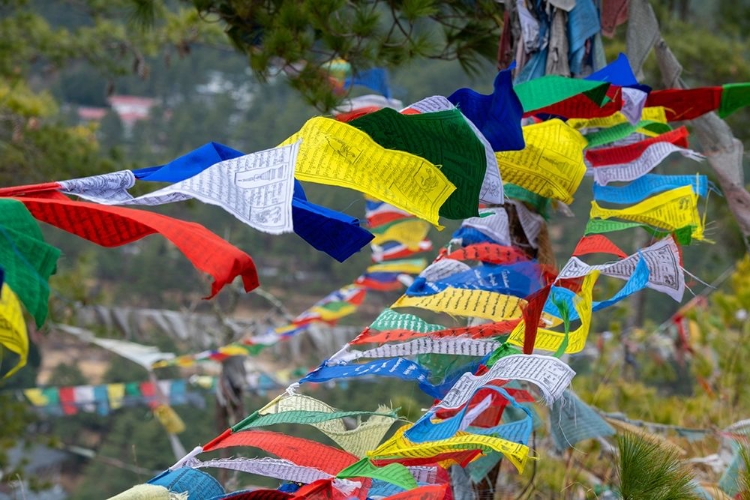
[616, 433, 700, 500]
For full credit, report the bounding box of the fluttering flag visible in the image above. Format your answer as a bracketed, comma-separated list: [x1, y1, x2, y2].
[590, 185, 704, 240]
[368, 424, 530, 473]
[248, 395, 398, 458]
[403, 95, 505, 205]
[516, 77, 613, 118]
[572, 234, 628, 258]
[12, 195, 259, 298]
[559, 236, 685, 302]
[333, 94, 404, 122]
[496, 119, 588, 204]
[645, 83, 750, 121]
[448, 68, 525, 152]
[584, 218, 694, 245]
[392, 288, 524, 322]
[349, 108, 486, 220]
[592, 174, 711, 205]
[591, 124, 675, 152]
[507, 273, 597, 354]
[567, 105, 667, 132]
[587, 134, 704, 186]
[0, 199, 60, 327]
[548, 390, 615, 451]
[133, 142, 375, 263]
[201, 430, 359, 476]
[0, 283, 28, 378]
[585, 126, 689, 166]
[291, 285, 367, 326]
[70, 142, 303, 236]
[344, 68, 392, 98]
[282, 117, 455, 227]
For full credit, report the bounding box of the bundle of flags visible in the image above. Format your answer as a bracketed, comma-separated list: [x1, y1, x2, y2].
[96, 50, 750, 499]
[3, 41, 750, 498]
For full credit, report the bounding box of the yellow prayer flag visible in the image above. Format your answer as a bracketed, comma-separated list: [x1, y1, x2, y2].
[24, 388, 48, 406]
[392, 289, 524, 322]
[366, 259, 427, 275]
[219, 345, 252, 357]
[154, 404, 186, 434]
[495, 119, 587, 204]
[310, 303, 358, 322]
[281, 117, 455, 227]
[0, 283, 28, 378]
[371, 219, 432, 250]
[369, 425, 529, 472]
[507, 273, 598, 354]
[107, 383, 125, 410]
[590, 185, 703, 240]
[567, 106, 668, 130]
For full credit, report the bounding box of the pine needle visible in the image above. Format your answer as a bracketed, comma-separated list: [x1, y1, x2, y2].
[616, 433, 701, 500]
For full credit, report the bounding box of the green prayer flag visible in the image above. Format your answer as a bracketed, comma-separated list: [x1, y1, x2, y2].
[350, 108, 486, 220]
[369, 309, 444, 334]
[337, 458, 418, 490]
[486, 343, 522, 367]
[584, 120, 672, 149]
[234, 409, 398, 432]
[584, 219, 693, 245]
[504, 183, 551, 218]
[0, 199, 60, 327]
[719, 83, 750, 118]
[514, 76, 610, 112]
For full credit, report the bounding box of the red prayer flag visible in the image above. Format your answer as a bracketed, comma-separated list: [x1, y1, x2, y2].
[349, 319, 522, 345]
[585, 127, 689, 167]
[202, 430, 358, 476]
[372, 450, 481, 469]
[10, 196, 259, 298]
[381, 485, 450, 500]
[59, 387, 77, 416]
[444, 244, 530, 265]
[572, 235, 628, 259]
[221, 490, 291, 500]
[524, 87, 623, 119]
[522, 285, 552, 355]
[645, 87, 723, 121]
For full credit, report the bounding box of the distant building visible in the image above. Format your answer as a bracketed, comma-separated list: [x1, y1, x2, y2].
[76, 95, 157, 126]
[76, 107, 107, 122]
[106, 95, 157, 127]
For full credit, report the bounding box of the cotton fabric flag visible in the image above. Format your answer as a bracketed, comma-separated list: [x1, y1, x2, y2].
[548, 390, 615, 451]
[71, 142, 302, 236]
[0, 283, 28, 377]
[349, 107, 486, 220]
[590, 185, 704, 240]
[495, 120, 588, 204]
[201, 429, 358, 475]
[133, 142, 375, 263]
[281, 117, 455, 227]
[448, 68, 525, 152]
[592, 174, 710, 205]
[403, 95, 504, 205]
[12, 195, 258, 298]
[0, 199, 60, 327]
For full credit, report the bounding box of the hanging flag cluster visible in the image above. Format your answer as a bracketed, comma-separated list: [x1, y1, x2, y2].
[82, 48, 750, 499]
[16, 367, 323, 417]
[21, 378, 212, 417]
[4, 25, 750, 496]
